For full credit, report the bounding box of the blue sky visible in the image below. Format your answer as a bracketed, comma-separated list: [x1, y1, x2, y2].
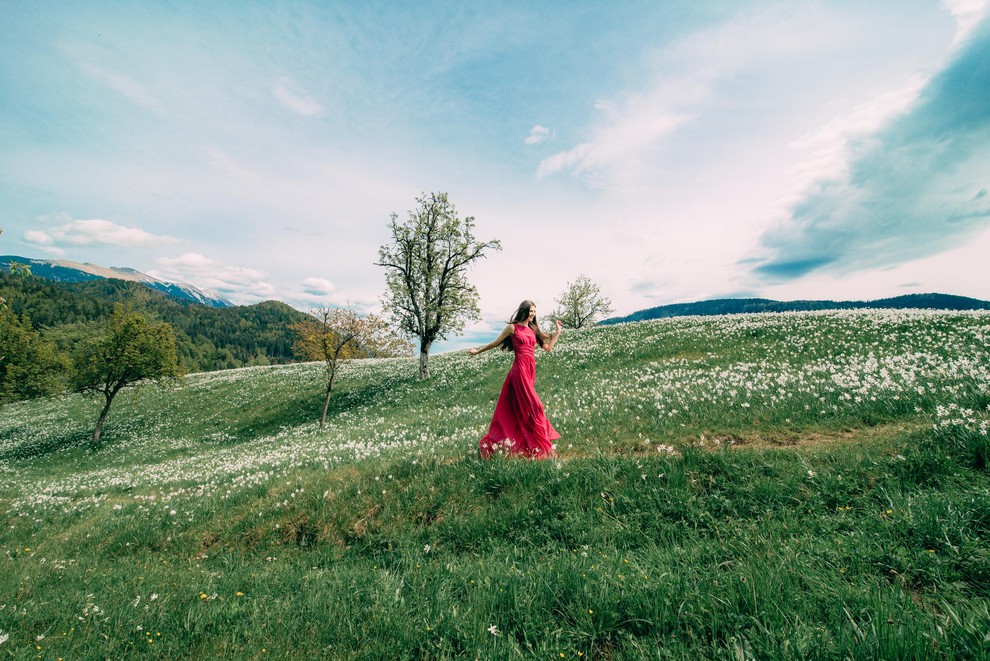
[2, 1, 989, 351]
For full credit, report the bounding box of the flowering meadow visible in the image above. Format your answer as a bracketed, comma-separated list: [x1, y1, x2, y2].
[1, 309, 988, 658]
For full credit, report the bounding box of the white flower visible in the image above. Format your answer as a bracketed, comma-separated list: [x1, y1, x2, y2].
[423, 544, 431, 553]
[488, 625, 499, 635]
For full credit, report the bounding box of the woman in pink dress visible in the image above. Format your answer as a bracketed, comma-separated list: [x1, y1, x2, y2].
[468, 300, 563, 459]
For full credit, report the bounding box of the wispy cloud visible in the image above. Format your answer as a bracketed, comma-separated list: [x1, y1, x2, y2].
[273, 79, 324, 117]
[24, 217, 179, 251]
[753, 17, 990, 281]
[943, 0, 990, 44]
[77, 61, 161, 111]
[536, 97, 691, 183]
[786, 76, 928, 193]
[536, 7, 836, 188]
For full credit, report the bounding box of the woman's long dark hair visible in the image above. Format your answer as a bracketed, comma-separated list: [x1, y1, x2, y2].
[499, 300, 550, 351]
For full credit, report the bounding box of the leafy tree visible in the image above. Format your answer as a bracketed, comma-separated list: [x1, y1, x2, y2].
[376, 192, 501, 379]
[73, 304, 181, 445]
[0, 307, 70, 402]
[292, 306, 410, 428]
[552, 274, 614, 329]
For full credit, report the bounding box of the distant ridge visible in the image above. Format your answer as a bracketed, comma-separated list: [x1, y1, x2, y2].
[601, 293, 990, 325]
[0, 255, 233, 308]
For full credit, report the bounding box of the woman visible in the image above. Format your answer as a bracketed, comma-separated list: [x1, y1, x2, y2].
[468, 300, 562, 459]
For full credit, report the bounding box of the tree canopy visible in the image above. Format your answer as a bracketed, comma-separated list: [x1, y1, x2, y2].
[73, 304, 181, 444]
[376, 192, 500, 379]
[552, 275, 613, 329]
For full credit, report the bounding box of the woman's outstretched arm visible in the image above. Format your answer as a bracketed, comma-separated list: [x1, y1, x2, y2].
[542, 319, 563, 352]
[468, 324, 514, 355]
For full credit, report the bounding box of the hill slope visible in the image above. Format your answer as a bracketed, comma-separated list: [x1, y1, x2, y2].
[1, 309, 989, 658]
[0, 271, 310, 372]
[602, 292, 990, 324]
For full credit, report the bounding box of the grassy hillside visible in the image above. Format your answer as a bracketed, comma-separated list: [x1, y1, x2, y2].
[1, 310, 989, 658]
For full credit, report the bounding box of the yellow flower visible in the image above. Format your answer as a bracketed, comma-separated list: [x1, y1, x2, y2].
[200, 593, 208, 599]
[236, 592, 244, 597]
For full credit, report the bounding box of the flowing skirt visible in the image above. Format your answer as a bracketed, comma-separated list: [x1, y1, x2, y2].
[479, 353, 559, 459]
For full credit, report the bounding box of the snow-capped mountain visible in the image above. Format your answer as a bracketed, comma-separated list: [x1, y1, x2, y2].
[0, 255, 234, 308]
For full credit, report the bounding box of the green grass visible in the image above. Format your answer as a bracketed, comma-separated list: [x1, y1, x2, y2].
[1, 309, 989, 658]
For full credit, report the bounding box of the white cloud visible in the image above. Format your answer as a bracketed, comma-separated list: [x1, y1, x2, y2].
[273, 79, 324, 117]
[943, 0, 990, 44]
[24, 218, 179, 249]
[23, 230, 52, 245]
[151, 252, 277, 304]
[301, 276, 336, 295]
[786, 75, 928, 199]
[523, 125, 552, 145]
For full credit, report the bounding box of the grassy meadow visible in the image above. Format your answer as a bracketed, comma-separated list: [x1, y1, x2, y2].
[1, 309, 989, 659]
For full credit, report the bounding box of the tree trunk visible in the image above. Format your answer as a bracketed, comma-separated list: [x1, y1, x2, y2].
[92, 392, 115, 446]
[419, 341, 431, 380]
[320, 383, 333, 429]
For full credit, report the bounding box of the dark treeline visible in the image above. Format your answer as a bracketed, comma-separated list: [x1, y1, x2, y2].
[0, 272, 311, 373]
[602, 293, 990, 325]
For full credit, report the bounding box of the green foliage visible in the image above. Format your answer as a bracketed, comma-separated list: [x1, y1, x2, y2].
[0, 272, 309, 374]
[0, 307, 70, 401]
[377, 191, 501, 378]
[73, 303, 181, 444]
[552, 273, 614, 328]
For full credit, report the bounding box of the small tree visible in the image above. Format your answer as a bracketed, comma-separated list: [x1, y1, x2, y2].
[552, 274, 614, 329]
[292, 306, 410, 428]
[376, 192, 501, 379]
[73, 304, 181, 445]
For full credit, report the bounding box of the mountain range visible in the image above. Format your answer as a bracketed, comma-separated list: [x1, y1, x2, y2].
[6, 253, 988, 333]
[601, 293, 990, 324]
[0, 255, 232, 307]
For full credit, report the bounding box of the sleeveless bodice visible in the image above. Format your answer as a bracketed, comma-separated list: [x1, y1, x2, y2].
[513, 324, 536, 360]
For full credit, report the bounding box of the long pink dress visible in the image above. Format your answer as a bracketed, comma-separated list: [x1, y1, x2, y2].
[479, 323, 559, 459]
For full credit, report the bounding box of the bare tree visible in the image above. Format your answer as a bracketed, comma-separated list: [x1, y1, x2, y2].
[292, 306, 410, 428]
[376, 192, 501, 379]
[552, 274, 614, 329]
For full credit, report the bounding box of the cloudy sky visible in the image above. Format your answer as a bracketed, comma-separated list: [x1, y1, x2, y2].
[2, 1, 988, 351]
